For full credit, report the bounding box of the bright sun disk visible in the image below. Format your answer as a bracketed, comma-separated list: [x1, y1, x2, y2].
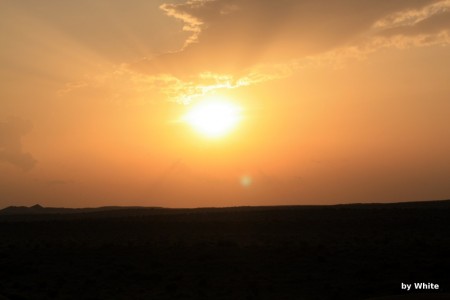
[184, 98, 241, 138]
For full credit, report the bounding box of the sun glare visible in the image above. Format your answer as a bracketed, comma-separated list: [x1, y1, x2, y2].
[184, 97, 242, 138]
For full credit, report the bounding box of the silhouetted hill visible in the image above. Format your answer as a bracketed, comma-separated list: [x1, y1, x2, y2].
[0, 204, 156, 216]
[0, 204, 49, 215]
[1, 199, 449, 220]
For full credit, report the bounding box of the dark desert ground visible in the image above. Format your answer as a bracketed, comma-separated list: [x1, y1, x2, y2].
[0, 200, 449, 300]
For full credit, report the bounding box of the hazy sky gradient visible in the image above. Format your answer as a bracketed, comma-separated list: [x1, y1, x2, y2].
[1, 0, 449, 208]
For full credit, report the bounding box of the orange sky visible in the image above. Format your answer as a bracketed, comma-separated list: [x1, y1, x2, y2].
[1, 0, 450, 208]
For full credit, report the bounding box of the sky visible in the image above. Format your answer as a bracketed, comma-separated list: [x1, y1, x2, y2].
[1, 0, 449, 208]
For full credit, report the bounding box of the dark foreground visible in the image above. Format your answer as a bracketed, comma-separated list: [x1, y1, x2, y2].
[0, 201, 449, 300]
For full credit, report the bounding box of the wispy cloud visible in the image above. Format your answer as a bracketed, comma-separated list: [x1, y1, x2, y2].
[62, 0, 450, 104]
[159, 0, 207, 49]
[374, 0, 450, 30]
[59, 60, 301, 104]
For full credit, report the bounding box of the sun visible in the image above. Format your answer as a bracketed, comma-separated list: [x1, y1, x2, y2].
[183, 97, 242, 138]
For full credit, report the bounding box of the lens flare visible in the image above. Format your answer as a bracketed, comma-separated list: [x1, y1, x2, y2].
[240, 175, 252, 187]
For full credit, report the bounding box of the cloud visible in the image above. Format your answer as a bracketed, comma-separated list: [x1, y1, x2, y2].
[371, 0, 450, 48]
[379, 11, 450, 37]
[374, 0, 450, 30]
[60, 61, 299, 104]
[0, 117, 37, 171]
[136, 0, 442, 75]
[64, 0, 450, 104]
